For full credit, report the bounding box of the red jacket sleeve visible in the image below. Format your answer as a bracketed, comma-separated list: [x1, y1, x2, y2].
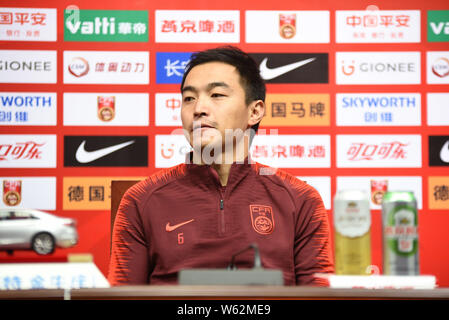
[108, 185, 150, 286]
[294, 186, 334, 286]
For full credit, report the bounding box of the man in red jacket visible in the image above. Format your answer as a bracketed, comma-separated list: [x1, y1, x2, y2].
[108, 46, 334, 286]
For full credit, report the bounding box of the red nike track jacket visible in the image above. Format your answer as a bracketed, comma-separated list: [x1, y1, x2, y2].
[108, 160, 334, 286]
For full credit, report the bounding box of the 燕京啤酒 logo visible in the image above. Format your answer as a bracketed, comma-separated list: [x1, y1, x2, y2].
[155, 10, 239, 43]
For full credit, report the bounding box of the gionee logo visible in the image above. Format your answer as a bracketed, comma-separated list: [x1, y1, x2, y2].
[342, 60, 355, 76]
[161, 143, 174, 159]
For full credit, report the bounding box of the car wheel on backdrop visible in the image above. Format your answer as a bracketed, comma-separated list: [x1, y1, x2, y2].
[32, 232, 55, 255]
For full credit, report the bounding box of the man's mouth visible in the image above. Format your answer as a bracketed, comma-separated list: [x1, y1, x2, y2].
[193, 123, 215, 131]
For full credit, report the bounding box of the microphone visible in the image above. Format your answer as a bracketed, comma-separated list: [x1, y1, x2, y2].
[178, 243, 284, 285]
[227, 243, 262, 270]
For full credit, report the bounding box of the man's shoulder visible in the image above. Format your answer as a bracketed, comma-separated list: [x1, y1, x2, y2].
[252, 162, 318, 198]
[125, 163, 188, 200]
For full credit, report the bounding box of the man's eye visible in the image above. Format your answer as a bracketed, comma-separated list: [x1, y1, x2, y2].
[211, 93, 225, 98]
[183, 96, 194, 102]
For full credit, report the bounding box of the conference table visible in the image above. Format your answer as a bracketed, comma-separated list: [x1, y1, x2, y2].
[1, 285, 449, 299]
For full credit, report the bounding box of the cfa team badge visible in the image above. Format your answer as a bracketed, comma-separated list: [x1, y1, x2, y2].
[250, 205, 275, 235]
[97, 96, 116, 122]
[370, 179, 388, 205]
[3, 180, 22, 206]
[279, 13, 296, 39]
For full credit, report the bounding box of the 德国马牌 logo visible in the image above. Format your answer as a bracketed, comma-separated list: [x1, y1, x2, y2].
[429, 136, 449, 166]
[249, 53, 328, 83]
[64, 136, 148, 167]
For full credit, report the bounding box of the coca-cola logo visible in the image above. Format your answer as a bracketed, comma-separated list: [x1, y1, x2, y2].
[347, 141, 408, 161]
[0, 141, 44, 161]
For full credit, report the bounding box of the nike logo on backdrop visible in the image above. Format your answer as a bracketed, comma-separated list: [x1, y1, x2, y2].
[440, 140, 449, 163]
[166, 219, 195, 232]
[75, 140, 135, 163]
[259, 57, 316, 80]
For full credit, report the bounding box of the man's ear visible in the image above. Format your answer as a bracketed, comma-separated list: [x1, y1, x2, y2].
[247, 100, 265, 127]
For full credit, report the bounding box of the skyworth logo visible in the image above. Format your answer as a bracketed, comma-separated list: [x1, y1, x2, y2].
[0, 92, 56, 126]
[336, 93, 421, 126]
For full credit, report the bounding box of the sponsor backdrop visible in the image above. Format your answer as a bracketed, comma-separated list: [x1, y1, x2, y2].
[1, 0, 449, 286]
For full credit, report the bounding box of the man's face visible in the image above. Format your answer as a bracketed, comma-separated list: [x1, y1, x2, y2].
[181, 62, 252, 152]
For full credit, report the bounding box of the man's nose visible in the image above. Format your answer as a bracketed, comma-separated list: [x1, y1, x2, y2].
[193, 96, 209, 118]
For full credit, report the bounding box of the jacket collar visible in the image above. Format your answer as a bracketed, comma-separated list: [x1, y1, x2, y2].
[184, 152, 253, 190]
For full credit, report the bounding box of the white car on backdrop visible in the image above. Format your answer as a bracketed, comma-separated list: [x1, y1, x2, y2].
[0, 209, 78, 255]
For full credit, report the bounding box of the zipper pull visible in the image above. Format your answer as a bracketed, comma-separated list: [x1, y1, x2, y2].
[220, 199, 224, 210]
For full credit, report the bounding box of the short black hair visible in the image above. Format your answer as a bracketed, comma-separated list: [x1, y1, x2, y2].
[180, 46, 266, 132]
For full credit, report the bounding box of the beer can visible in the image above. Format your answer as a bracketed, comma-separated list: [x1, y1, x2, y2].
[333, 190, 371, 275]
[382, 191, 419, 275]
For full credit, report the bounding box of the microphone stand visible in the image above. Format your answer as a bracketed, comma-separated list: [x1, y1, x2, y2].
[178, 243, 284, 285]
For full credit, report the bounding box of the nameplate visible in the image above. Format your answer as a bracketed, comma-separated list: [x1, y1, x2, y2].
[315, 274, 436, 289]
[0, 262, 110, 290]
